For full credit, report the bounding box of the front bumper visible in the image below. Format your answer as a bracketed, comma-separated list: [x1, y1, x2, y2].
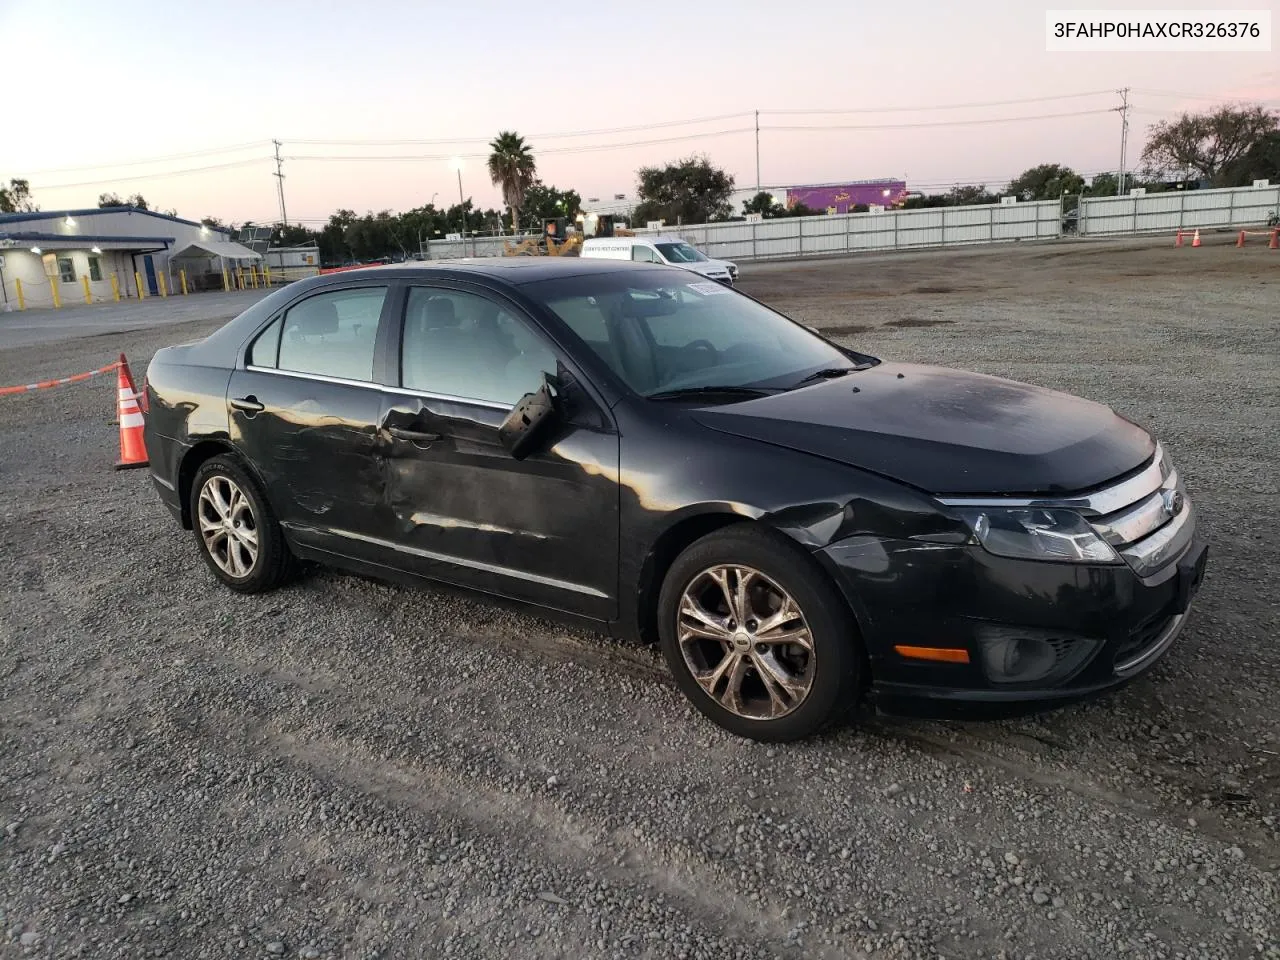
[818, 515, 1208, 719]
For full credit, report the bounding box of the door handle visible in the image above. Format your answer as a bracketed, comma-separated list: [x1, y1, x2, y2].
[387, 426, 442, 443]
[230, 396, 265, 414]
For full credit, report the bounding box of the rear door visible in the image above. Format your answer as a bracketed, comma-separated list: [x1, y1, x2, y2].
[227, 281, 396, 561]
[374, 283, 621, 620]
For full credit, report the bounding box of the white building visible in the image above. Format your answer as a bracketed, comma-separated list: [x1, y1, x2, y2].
[0, 206, 260, 309]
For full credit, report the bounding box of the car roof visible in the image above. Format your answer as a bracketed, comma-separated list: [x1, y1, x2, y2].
[315, 257, 652, 286]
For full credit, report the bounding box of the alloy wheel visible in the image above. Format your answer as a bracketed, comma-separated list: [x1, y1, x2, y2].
[676, 564, 816, 720]
[197, 475, 259, 578]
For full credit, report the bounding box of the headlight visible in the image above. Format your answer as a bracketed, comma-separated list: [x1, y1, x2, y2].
[956, 508, 1120, 564]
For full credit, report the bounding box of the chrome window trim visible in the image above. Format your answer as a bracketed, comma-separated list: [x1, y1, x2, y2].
[243, 364, 511, 411]
[937, 443, 1168, 517]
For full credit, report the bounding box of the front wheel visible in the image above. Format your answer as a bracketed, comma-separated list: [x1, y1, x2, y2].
[657, 525, 863, 742]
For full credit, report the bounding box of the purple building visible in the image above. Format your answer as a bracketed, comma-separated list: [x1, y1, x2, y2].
[786, 180, 909, 214]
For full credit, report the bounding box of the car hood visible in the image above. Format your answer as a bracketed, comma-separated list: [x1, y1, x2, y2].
[691, 362, 1155, 495]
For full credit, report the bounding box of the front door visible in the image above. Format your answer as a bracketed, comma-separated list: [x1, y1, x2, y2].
[376, 284, 621, 621]
[227, 282, 395, 562]
[143, 255, 158, 296]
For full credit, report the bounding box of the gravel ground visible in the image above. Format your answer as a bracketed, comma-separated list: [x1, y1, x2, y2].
[1, 237, 1277, 959]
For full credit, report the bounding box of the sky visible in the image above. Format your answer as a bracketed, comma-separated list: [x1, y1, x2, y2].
[1, 0, 1277, 225]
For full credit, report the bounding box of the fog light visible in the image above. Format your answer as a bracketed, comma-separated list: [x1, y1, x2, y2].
[976, 627, 1099, 685]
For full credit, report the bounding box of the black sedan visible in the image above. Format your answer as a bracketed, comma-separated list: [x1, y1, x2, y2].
[143, 259, 1208, 741]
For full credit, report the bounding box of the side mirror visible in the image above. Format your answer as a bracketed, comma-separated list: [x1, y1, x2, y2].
[498, 377, 559, 460]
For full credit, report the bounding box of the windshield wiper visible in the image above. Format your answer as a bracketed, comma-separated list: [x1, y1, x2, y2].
[647, 385, 775, 401]
[791, 367, 856, 388]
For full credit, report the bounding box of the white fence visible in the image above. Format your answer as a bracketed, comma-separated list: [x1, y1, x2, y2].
[409, 183, 1278, 265]
[1078, 183, 1280, 237]
[642, 201, 1063, 261]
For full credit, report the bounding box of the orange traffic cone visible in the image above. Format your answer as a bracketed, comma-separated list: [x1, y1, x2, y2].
[1175, 231, 1184, 247]
[1191, 229, 1201, 248]
[118, 352, 148, 413]
[114, 360, 148, 470]
[1237, 231, 1246, 247]
[1270, 229, 1279, 250]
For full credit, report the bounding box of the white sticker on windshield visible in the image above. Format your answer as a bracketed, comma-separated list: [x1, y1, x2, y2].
[687, 281, 730, 295]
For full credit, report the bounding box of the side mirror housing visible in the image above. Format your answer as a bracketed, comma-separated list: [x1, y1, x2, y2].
[498, 377, 559, 460]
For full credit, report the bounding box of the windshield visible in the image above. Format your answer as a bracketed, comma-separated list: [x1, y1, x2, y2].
[654, 242, 708, 263]
[525, 268, 855, 398]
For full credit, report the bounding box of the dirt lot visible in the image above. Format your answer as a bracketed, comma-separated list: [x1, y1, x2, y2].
[1, 237, 1277, 959]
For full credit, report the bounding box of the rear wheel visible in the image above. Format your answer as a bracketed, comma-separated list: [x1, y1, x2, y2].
[189, 454, 295, 593]
[657, 525, 863, 742]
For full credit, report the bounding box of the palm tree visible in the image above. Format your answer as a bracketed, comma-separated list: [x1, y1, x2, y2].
[487, 131, 537, 235]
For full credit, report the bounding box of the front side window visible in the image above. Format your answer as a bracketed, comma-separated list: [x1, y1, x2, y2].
[527, 268, 853, 397]
[58, 258, 75, 282]
[88, 256, 103, 281]
[400, 288, 557, 406]
[276, 286, 387, 382]
[654, 242, 708, 263]
[630, 246, 655, 263]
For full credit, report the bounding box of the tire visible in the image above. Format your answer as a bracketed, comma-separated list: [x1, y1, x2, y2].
[657, 524, 863, 742]
[189, 454, 296, 593]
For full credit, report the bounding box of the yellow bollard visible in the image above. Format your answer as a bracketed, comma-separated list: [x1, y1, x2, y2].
[158, 272, 168, 298]
[238, 267, 246, 290]
[251, 266, 259, 289]
[110, 273, 120, 302]
[15, 278, 24, 310]
[135, 272, 145, 299]
[180, 269, 188, 295]
[221, 268, 229, 291]
[264, 264, 272, 287]
[82, 275, 92, 305]
[50, 276, 61, 308]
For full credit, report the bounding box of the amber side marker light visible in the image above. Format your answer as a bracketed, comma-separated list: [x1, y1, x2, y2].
[894, 645, 970, 664]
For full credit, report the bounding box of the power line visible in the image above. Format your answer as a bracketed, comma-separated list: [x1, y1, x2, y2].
[21, 141, 271, 176]
[764, 108, 1114, 131]
[289, 112, 755, 146]
[31, 157, 271, 191]
[1132, 88, 1279, 103]
[284, 127, 756, 163]
[763, 90, 1115, 115]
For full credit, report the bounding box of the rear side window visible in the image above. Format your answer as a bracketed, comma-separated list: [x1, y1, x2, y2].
[247, 317, 282, 368]
[276, 287, 388, 382]
[630, 246, 655, 262]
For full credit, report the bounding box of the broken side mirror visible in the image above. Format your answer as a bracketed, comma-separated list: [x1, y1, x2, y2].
[498, 375, 559, 460]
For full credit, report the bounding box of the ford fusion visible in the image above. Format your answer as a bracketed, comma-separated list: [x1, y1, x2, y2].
[143, 259, 1208, 742]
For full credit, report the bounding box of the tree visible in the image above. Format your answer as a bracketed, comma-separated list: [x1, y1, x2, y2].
[200, 216, 228, 231]
[946, 184, 998, 206]
[99, 192, 150, 210]
[1140, 104, 1279, 185]
[274, 224, 315, 247]
[1086, 172, 1119, 197]
[522, 181, 582, 225]
[633, 155, 734, 226]
[742, 191, 786, 218]
[487, 131, 537, 234]
[1006, 164, 1085, 201]
[1220, 131, 1280, 187]
[0, 178, 37, 213]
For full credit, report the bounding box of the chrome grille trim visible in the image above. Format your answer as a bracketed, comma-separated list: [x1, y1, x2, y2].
[937, 443, 1168, 516]
[1092, 469, 1180, 546]
[1120, 500, 1195, 576]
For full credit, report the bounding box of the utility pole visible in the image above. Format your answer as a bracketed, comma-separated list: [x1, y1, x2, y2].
[754, 110, 761, 192]
[1115, 88, 1131, 196]
[272, 139, 288, 227]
